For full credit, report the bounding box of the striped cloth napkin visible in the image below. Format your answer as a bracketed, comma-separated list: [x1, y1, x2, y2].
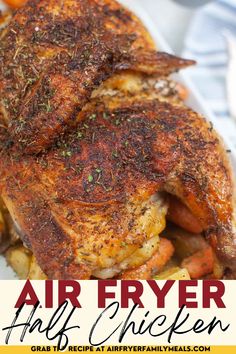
[183, 0, 236, 155]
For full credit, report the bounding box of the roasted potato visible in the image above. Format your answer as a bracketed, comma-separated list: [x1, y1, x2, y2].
[162, 224, 208, 260]
[28, 255, 47, 280]
[167, 196, 203, 234]
[5, 245, 32, 279]
[154, 267, 191, 280]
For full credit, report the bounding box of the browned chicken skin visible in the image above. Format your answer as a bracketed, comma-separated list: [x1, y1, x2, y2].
[0, 0, 235, 279]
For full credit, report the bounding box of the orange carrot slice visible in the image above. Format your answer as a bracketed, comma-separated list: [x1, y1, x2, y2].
[181, 246, 214, 279]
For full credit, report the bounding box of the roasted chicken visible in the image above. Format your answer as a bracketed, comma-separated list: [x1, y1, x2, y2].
[0, 0, 235, 279]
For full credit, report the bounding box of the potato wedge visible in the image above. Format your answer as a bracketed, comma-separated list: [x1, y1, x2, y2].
[5, 245, 32, 279]
[154, 267, 191, 280]
[0, 210, 7, 253]
[28, 255, 47, 280]
[162, 224, 207, 260]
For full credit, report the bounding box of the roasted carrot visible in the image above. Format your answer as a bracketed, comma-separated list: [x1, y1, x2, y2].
[119, 238, 174, 280]
[181, 246, 214, 279]
[3, 0, 27, 9]
[167, 195, 203, 234]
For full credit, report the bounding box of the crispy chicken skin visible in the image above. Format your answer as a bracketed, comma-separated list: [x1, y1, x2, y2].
[0, 0, 191, 153]
[0, 0, 235, 279]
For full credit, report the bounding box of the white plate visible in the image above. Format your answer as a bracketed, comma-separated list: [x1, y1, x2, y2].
[0, 0, 235, 279]
[120, 0, 236, 164]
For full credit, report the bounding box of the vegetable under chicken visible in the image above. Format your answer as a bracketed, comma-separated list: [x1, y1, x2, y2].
[0, 0, 235, 279]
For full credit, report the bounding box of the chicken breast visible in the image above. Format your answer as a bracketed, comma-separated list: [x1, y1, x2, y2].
[0, 0, 191, 153]
[0, 0, 235, 279]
